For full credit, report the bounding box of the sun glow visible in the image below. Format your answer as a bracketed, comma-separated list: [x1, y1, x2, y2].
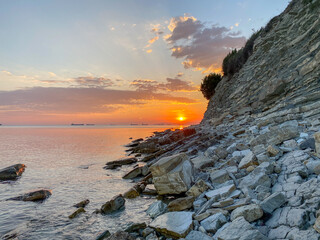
[177, 116, 186, 122]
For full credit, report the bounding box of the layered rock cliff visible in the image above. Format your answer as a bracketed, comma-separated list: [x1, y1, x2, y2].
[203, 0, 320, 129]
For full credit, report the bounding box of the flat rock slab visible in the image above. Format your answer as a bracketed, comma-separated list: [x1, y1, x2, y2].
[146, 201, 168, 219]
[214, 216, 268, 240]
[0, 164, 26, 181]
[260, 192, 286, 214]
[7, 189, 52, 202]
[149, 211, 193, 239]
[205, 184, 235, 200]
[200, 212, 227, 233]
[104, 157, 137, 169]
[168, 196, 194, 211]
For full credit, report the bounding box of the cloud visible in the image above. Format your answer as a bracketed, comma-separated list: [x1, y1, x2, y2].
[131, 78, 197, 92]
[165, 15, 246, 72]
[176, 72, 184, 77]
[146, 49, 152, 53]
[73, 76, 113, 88]
[148, 36, 159, 44]
[0, 87, 196, 114]
[1, 70, 12, 76]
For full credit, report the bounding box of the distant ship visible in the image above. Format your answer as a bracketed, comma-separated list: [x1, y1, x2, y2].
[71, 123, 84, 126]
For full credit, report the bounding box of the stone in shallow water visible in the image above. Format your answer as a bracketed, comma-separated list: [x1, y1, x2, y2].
[8, 189, 52, 202]
[100, 194, 125, 214]
[68, 207, 85, 219]
[73, 199, 90, 208]
[149, 211, 193, 239]
[0, 164, 26, 181]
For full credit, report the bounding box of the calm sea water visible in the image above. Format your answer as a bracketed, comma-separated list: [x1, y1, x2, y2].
[0, 125, 179, 240]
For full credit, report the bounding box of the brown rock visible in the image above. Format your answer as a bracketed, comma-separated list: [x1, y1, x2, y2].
[0, 164, 26, 181]
[101, 194, 125, 214]
[69, 207, 85, 219]
[167, 196, 194, 211]
[8, 189, 52, 202]
[73, 199, 90, 208]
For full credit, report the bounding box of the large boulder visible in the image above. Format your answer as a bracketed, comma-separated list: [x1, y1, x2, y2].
[150, 153, 193, 195]
[0, 164, 26, 181]
[101, 194, 125, 214]
[7, 189, 52, 202]
[149, 211, 193, 239]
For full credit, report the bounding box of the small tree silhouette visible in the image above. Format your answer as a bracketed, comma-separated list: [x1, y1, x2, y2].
[200, 73, 222, 100]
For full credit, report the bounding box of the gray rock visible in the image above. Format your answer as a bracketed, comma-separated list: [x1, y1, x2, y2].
[185, 230, 213, 240]
[315, 132, 320, 156]
[150, 153, 194, 195]
[287, 208, 308, 228]
[230, 204, 263, 222]
[214, 216, 268, 240]
[0, 164, 26, 181]
[146, 201, 167, 219]
[186, 179, 211, 197]
[205, 184, 236, 200]
[200, 213, 227, 233]
[238, 151, 257, 169]
[239, 167, 271, 190]
[101, 194, 125, 214]
[149, 211, 193, 238]
[287, 228, 320, 240]
[299, 138, 316, 150]
[210, 169, 230, 184]
[260, 192, 286, 214]
[268, 225, 291, 239]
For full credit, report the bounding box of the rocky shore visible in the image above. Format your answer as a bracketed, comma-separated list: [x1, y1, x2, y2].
[98, 0, 320, 239]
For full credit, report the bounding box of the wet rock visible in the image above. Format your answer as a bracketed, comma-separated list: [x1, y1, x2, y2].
[104, 157, 137, 170]
[125, 222, 147, 233]
[0, 164, 26, 181]
[149, 211, 193, 239]
[238, 151, 257, 169]
[146, 201, 168, 219]
[185, 230, 213, 240]
[150, 153, 193, 195]
[200, 213, 227, 233]
[214, 216, 268, 240]
[260, 192, 286, 214]
[230, 204, 263, 222]
[73, 199, 90, 208]
[100, 194, 125, 214]
[168, 196, 194, 211]
[186, 179, 211, 198]
[96, 230, 111, 240]
[123, 188, 140, 199]
[8, 189, 52, 202]
[69, 207, 85, 219]
[105, 231, 135, 240]
[122, 165, 149, 179]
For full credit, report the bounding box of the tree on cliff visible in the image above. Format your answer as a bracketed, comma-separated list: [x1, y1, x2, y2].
[200, 73, 222, 100]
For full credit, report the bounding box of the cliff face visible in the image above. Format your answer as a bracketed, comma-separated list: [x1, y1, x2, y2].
[203, 0, 320, 128]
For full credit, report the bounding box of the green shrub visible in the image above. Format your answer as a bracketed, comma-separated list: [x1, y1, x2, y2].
[200, 73, 222, 100]
[222, 29, 262, 77]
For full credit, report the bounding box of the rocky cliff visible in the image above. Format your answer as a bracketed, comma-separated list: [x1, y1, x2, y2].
[203, 0, 320, 130]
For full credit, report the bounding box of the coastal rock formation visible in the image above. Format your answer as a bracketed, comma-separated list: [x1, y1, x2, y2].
[100, 194, 125, 214]
[149, 153, 194, 195]
[0, 164, 26, 181]
[104, 157, 137, 170]
[7, 189, 52, 202]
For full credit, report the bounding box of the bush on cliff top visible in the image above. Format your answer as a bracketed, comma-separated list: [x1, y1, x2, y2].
[200, 73, 222, 100]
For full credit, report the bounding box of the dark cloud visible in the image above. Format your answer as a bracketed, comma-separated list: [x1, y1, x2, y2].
[131, 78, 197, 92]
[166, 16, 246, 72]
[0, 87, 196, 114]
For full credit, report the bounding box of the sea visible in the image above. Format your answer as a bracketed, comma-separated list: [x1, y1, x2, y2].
[0, 125, 180, 240]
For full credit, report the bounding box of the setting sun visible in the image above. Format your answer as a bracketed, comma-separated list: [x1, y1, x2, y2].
[177, 116, 186, 121]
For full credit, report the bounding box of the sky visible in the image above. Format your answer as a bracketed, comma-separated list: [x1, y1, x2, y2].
[0, 0, 290, 125]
